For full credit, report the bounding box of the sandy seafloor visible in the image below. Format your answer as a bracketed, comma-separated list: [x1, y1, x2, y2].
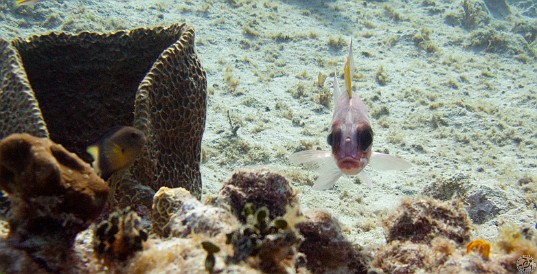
[1, 0, 536, 253]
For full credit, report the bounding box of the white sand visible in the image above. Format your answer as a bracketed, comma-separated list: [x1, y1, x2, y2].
[1, 0, 535, 250]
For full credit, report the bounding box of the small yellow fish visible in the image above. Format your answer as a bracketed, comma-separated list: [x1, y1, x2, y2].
[16, 0, 43, 6]
[87, 126, 146, 181]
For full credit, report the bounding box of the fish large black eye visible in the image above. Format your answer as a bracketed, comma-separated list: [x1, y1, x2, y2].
[359, 129, 373, 151]
[327, 133, 333, 146]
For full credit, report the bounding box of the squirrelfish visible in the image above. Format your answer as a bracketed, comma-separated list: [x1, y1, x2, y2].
[290, 40, 411, 190]
[87, 126, 146, 181]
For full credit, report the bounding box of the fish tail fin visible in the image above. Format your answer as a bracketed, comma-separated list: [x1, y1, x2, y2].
[344, 39, 354, 98]
[86, 145, 102, 175]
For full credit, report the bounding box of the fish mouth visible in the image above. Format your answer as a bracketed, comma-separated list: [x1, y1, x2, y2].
[337, 157, 367, 175]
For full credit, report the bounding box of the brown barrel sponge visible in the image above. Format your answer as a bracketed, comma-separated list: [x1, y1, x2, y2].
[0, 23, 207, 207]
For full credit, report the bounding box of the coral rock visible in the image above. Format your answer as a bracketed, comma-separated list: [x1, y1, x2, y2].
[465, 184, 508, 224]
[439, 255, 509, 273]
[152, 187, 194, 237]
[125, 237, 260, 274]
[372, 198, 479, 273]
[94, 207, 148, 262]
[383, 198, 472, 245]
[168, 198, 240, 238]
[296, 210, 370, 274]
[226, 204, 305, 273]
[217, 169, 297, 222]
[372, 238, 462, 274]
[0, 238, 55, 273]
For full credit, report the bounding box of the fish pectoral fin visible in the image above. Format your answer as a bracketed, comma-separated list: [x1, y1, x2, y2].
[104, 143, 125, 166]
[369, 151, 412, 171]
[289, 150, 332, 165]
[312, 157, 342, 190]
[17, 0, 38, 6]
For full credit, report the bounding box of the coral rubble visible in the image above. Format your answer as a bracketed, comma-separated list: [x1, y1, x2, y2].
[373, 197, 537, 273]
[216, 169, 298, 222]
[383, 198, 472, 245]
[122, 170, 308, 273]
[373, 198, 472, 273]
[151, 186, 194, 237]
[465, 184, 508, 224]
[168, 197, 240, 238]
[297, 210, 370, 273]
[94, 207, 148, 262]
[0, 133, 108, 272]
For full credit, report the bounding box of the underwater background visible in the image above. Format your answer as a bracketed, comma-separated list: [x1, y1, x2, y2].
[0, 0, 536, 273]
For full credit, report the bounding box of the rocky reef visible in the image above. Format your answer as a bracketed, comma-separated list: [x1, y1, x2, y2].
[0, 160, 374, 273]
[0, 142, 535, 273]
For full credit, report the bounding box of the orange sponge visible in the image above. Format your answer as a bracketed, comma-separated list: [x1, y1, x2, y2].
[467, 239, 491, 259]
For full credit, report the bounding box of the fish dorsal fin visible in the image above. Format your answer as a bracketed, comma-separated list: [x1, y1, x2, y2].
[332, 69, 341, 106]
[343, 39, 354, 99]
